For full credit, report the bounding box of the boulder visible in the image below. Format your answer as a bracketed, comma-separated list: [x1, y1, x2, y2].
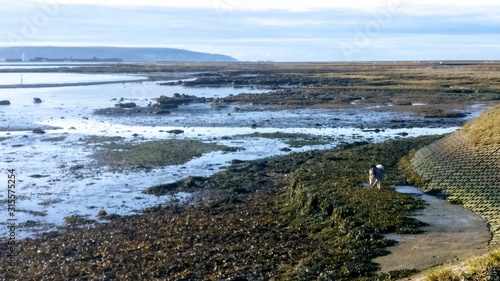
[33, 98, 43, 103]
[33, 128, 46, 134]
[166, 129, 184, 135]
[0, 100, 11, 105]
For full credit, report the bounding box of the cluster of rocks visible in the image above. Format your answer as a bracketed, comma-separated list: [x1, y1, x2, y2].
[0, 98, 43, 105]
[103, 93, 213, 116]
[148, 93, 210, 114]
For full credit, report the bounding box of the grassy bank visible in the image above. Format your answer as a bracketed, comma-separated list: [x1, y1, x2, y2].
[460, 105, 500, 148]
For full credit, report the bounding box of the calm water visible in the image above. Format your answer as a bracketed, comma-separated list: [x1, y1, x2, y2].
[0, 72, 146, 86]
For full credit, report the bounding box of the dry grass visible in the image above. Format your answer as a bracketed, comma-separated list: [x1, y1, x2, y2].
[424, 248, 500, 281]
[460, 105, 500, 148]
[425, 269, 461, 281]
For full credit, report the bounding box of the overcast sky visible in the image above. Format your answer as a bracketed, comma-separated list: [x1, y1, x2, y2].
[1, 0, 499, 61]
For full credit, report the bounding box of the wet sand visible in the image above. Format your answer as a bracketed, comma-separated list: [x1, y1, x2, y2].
[374, 186, 490, 273]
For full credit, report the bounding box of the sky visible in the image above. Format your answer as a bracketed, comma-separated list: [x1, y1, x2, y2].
[1, 0, 499, 61]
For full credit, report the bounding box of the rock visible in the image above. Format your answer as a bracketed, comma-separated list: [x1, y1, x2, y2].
[69, 164, 84, 171]
[151, 109, 171, 115]
[29, 174, 49, 178]
[166, 129, 184, 135]
[115, 102, 137, 108]
[154, 94, 207, 109]
[32, 128, 46, 134]
[0, 100, 11, 105]
[152, 103, 178, 110]
[33, 98, 43, 103]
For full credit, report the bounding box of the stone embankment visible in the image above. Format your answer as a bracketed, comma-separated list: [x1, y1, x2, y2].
[407, 106, 500, 245]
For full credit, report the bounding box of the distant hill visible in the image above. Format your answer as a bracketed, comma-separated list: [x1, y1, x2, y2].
[0, 46, 238, 62]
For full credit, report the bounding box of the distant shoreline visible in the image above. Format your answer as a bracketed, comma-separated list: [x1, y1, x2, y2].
[0, 78, 148, 89]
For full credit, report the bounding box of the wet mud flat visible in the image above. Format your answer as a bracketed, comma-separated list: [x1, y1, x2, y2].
[93, 93, 483, 131]
[14, 60, 498, 118]
[0, 136, 467, 280]
[1, 62, 498, 279]
[0, 87, 465, 241]
[79, 61, 500, 115]
[90, 61, 500, 133]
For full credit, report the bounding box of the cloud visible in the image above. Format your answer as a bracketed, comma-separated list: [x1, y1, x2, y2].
[34, 0, 499, 13]
[3, 1, 499, 61]
[244, 18, 328, 27]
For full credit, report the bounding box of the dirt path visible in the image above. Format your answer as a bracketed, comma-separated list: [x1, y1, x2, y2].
[373, 186, 491, 275]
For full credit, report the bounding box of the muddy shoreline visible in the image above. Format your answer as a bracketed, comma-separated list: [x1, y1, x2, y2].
[0, 137, 444, 280]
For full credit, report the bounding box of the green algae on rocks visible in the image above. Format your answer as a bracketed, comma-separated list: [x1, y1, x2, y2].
[93, 139, 240, 170]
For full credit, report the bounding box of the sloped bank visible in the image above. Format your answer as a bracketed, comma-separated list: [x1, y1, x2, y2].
[403, 105, 500, 245]
[400, 105, 500, 280]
